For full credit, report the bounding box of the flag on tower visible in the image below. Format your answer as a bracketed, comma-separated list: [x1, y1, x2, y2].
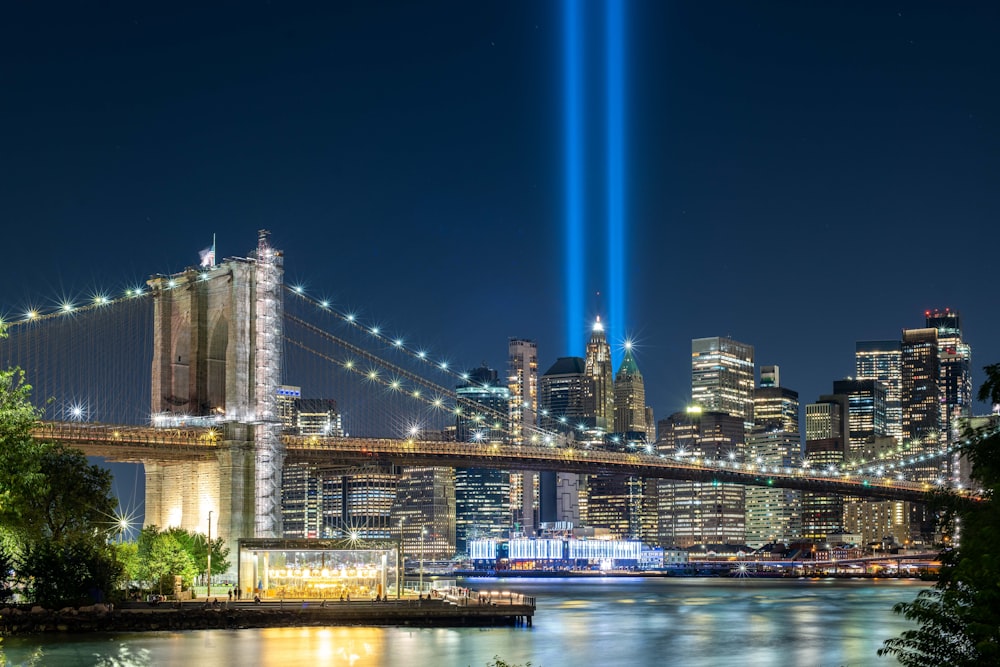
[200, 234, 217, 268]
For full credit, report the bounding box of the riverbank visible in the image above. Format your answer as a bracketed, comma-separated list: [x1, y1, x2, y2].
[0, 596, 534, 636]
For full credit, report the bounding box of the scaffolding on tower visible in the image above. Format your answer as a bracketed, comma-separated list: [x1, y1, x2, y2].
[253, 230, 285, 537]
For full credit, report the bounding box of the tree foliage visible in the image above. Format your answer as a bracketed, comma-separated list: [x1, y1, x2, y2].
[20, 538, 125, 607]
[879, 364, 1000, 665]
[135, 526, 199, 593]
[165, 527, 230, 576]
[0, 365, 125, 606]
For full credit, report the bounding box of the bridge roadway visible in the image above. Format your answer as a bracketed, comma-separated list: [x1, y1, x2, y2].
[35, 421, 946, 503]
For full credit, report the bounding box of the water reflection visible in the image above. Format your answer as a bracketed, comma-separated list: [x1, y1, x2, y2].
[1, 578, 927, 667]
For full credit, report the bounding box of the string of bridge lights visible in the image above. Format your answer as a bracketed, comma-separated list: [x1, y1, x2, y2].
[0, 286, 150, 331]
[285, 284, 990, 490]
[2, 279, 986, 493]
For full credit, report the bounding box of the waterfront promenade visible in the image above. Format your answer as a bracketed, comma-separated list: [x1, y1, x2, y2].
[0, 589, 535, 636]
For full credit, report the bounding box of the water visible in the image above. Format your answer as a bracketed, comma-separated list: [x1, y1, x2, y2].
[1, 577, 925, 666]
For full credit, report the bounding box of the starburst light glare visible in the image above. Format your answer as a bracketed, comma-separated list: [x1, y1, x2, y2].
[563, 0, 584, 356]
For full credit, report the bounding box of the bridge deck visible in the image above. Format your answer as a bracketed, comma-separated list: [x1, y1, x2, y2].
[33, 421, 960, 503]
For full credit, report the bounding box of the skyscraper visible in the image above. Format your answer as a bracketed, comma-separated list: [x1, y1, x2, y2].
[803, 398, 847, 541]
[454, 366, 511, 554]
[585, 318, 615, 432]
[901, 327, 941, 480]
[508, 338, 539, 534]
[691, 337, 755, 431]
[507, 339, 538, 445]
[926, 309, 972, 482]
[613, 346, 647, 436]
[745, 366, 801, 548]
[856, 341, 902, 445]
[656, 409, 746, 547]
[538, 356, 593, 526]
[832, 379, 887, 455]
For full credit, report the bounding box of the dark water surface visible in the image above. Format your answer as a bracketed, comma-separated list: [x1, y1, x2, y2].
[1, 577, 925, 666]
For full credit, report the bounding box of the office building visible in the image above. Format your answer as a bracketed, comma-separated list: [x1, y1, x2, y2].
[926, 309, 972, 483]
[391, 467, 456, 559]
[745, 367, 801, 548]
[454, 366, 511, 553]
[538, 357, 594, 526]
[832, 379, 887, 455]
[656, 409, 746, 547]
[691, 337, 755, 431]
[508, 338, 539, 534]
[856, 341, 902, 445]
[585, 318, 615, 432]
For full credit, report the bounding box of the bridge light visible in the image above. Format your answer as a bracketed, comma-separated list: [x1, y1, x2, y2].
[26, 310, 38, 320]
[346, 313, 356, 322]
[320, 300, 330, 308]
[393, 338, 403, 347]
[167, 279, 176, 288]
[293, 285, 304, 294]
[370, 326, 380, 336]
[439, 361, 449, 370]
[61, 302, 74, 313]
[417, 350, 427, 359]
[200, 272, 209, 281]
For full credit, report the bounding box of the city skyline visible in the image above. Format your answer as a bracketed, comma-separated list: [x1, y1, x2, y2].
[2, 2, 999, 446]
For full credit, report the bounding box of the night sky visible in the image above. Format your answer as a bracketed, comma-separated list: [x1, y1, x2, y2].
[3, 2, 1000, 511]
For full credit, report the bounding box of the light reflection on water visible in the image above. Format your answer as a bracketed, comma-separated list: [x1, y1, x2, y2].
[1, 578, 926, 667]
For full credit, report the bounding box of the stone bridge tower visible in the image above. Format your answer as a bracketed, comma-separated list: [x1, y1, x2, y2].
[145, 231, 284, 546]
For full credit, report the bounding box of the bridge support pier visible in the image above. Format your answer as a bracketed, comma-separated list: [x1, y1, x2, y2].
[142, 422, 258, 561]
[217, 422, 257, 550]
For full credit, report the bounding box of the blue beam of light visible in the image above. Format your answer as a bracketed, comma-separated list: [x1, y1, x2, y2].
[564, 0, 585, 357]
[606, 0, 626, 369]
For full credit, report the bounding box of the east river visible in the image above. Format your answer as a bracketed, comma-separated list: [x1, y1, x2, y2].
[2, 577, 927, 666]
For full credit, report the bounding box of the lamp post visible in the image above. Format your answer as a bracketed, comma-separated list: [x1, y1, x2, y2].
[207, 511, 213, 599]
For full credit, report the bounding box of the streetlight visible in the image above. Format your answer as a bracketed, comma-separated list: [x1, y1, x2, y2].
[207, 511, 213, 599]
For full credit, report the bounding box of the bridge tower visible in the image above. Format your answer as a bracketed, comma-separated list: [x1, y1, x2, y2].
[145, 231, 284, 544]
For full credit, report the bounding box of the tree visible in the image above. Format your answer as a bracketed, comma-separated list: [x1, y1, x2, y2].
[0, 363, 125, 606]
[165, 527, 230, 578]
[19, 538, 125, 607]
[1, 443, 117, 546]
[136, 527, 199, 594]
[879, 364, 1000, 665]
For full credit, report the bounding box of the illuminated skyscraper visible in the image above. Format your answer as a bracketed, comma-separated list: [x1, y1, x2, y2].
[613, 347, 647, 435]
[585, 318, 615, 432]
[507, 339, 538, 445]
[538, 357, 593, 526]
[391, 467, 456, 559]
[856, 341, 902, 444]
[753, 366, 799, 434]
[925, 309, 972, 483]
[745, 426, 802, 547]
[691, 337, 755, 431]
[902, 328, 941, 482]
[508, 338, 539, 535]
[656, 409, 746, 547]
[745, 367, 801, 548]
[803, 398, 847, 541]
[832, 379, 887, 456]
[282, 396, 341, 539]
[454, 366, 511, 554]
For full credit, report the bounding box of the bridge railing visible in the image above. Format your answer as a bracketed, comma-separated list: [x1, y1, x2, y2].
[32, 421, 975, 501]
